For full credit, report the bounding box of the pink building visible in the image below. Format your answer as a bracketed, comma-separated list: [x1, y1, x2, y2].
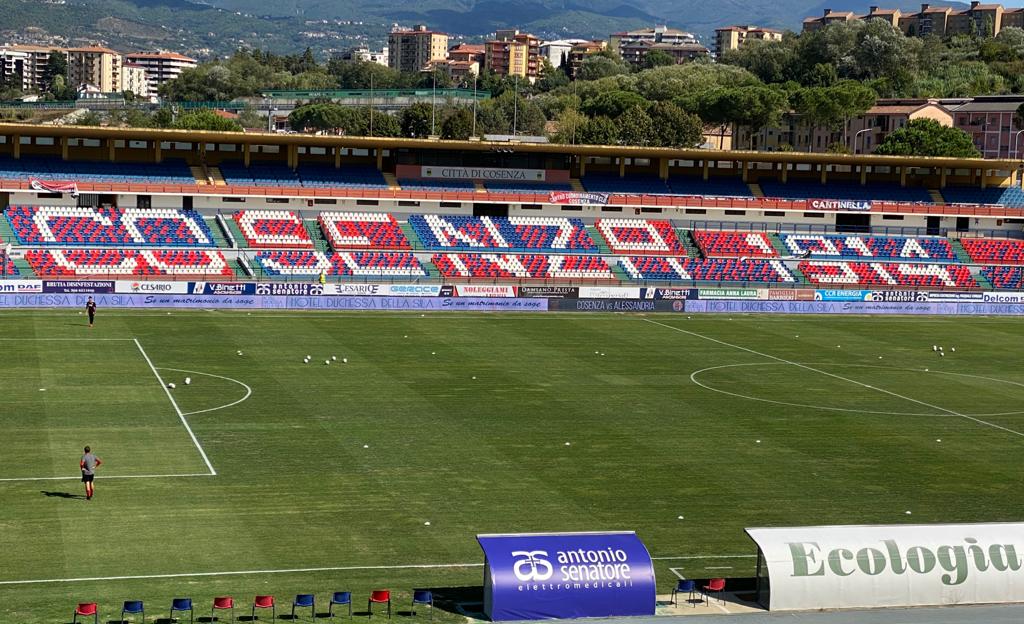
[951, 95, 1024, 159]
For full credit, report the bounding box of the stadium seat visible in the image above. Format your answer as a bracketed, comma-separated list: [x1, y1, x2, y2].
[234, 210, 313, 248]
[0, 249, 17, 277]
[581, 173, 671, 195]
[368, 590, 391, 619]
[212, 596, 235, 622]
[251, 595, 274, 621]
[483, 181, 573, 195]
[781, 233, 955, 261]
[0, 156, 194, 185]
[671, 579, 697, 607]
[318, 212, 411, 250]
[703, 578, 726, 605]
[328, 591, 353, 618]
[961, 238, 1024, 265]
[170, 598, 193, 624]
[25, 249, 233, 278]
[941, 185, 1024, 207]
[432, 253, 615, 281]
[667, 175, 753, 198]
[121, 600, 145, 623]
[692, 230, 778, 258]
[409, 215, 596, 252]
[254, 251, 426, 278]
[799, 261, 977, 288]
[620, 257, 795, 283]
[981, 266, 1024, 289]
[292, 594, 315, 620]
[596, 219, 687, 255]
[397, 178, 475, 192]
[411, 590, 433, 619]
[73, 602, 98, 624]
[5, 205, 215, 247]
[299, 164, 388, 189]
[760, 180, 932, 203]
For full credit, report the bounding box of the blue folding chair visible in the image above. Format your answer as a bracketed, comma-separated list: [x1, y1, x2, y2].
[671, 579, 697, 607]
[328, 591, 352, 618]
[121, 600, 145, 622]
[292, 594, 315, 620]
[411, 590, 433, 620]
[170, 597, 194, 623]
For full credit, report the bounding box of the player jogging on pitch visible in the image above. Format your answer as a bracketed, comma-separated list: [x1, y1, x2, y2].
[85, 297, 97, 328]
[80, 446, 102, 500]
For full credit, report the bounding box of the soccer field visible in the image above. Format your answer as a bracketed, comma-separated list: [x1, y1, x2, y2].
[1, 310, 1023, 623]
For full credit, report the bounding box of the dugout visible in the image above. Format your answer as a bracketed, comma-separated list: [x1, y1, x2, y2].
[746, 523, 1024, 611]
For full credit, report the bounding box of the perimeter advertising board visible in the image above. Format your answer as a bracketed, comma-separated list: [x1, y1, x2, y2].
[477, 532, 655, 621]
[746, 523, 1024, 611]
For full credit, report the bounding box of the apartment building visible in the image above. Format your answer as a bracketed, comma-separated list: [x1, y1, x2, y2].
[610, 25, 707, 68]
[388, 25, 449, 73]
[0, 45, 54, 92]
[485, 30, 541, 79]
[714, 26, 783, 57]
[120, 62, 150, 99]
[950, 95, 1024, 159]
[124, 52, 198, 87]
[804, 2, 1024, 38]
[566, 41, 607, 78]
[66, 46, 122, 93]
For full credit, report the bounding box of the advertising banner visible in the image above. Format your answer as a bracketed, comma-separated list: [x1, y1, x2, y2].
[189, 282, 256, 296]
[644, 288, 697, 300]
[0, 280, 43, 294]
[255, 282, 325, 296]
[747, 523, 1024, 611]
[577, 286, 642, 299]
[814, 289, 872, 301]
[551, 298, 663, 312]
[548, 191, 610, 205]
[115, 281, 191, 294]
[809, 199, 872, 211]
[29, 178, 79, 197]
[421, 165, 547, 182]
[982, 291, 1024, 304]
[864, 291, 930, 303]
[518, 286, 579, 299]
[287, 296, 547, 311]
[698, 288, 767, 300]
[43, 280, 114, 294]
[768, 288, 816, 301]
[477, 531, 655, 621]
[454, 285, 517, 298]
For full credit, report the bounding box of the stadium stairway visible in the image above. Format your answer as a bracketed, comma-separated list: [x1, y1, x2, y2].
[11, 256, 34, 277]
[950, 239, 973, 264]
[929, 189, 946, 204]
[207, 167, 227, 186]
[748, 182, 765, 198]
[302, 220, 331, 253]
[0, 213, 17, 244]
[586, 226, 612, 254]
[190, 165, 210, 185]
[474, 181, 487, 193]
[974, 268, 994, 290]
[382, 172, 401, 191]
[570, 178, 586, 192]
[679, 230, 703, 258]
[205, 217, 230, 248]
[399, 221, 424, 250]
[610, 260, 631, 281]
[769, 233, 791, 257]
[225, 218, 248, 248]
[788, 261, 807, 285]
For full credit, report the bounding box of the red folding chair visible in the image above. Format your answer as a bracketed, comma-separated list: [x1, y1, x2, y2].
[211, 596, 234, 622]
[367, 590, 391, 619]
[73, 602, 98, 624]
[703, 578, 726, 605]
[252, 595, 275, 620]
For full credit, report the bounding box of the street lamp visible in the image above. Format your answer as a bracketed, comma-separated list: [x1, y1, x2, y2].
[853, 128, 871, 154]
[472, 73, 478, 138]
[1012, 129, 1024, 159]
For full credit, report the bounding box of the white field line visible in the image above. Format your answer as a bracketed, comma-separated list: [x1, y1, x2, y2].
[652, 555, 755, 561]
[133, 339, 217, 475]
[0, 555, 747, 586]
[0, 473, 213, 482]
[641, 318, 1024, 438]
[156, 367, 252, 416]
[0, 337, 135, 341]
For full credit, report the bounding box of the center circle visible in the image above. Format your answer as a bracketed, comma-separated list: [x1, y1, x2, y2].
[690, 363, 1024, 417]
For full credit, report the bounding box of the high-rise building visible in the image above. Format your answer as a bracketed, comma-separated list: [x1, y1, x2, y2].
[714, 26, 783, 57]
[539, 39, 588, 69]
[124, 52, 198, 87]
[0, 45, 55, 92]
[609, 25, 707, 68]
[120, 62, 150, 99]
[66, 46, 122, 93]
[388, 25, 449, 73]
[485, 30, 541, 80]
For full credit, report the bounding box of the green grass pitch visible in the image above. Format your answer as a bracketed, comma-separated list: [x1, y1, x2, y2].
[1, 310, 1023, 622]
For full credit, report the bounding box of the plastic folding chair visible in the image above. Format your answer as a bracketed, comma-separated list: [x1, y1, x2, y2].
[72, 602, 98, 624]
[252, 595, 275, 620]
[170, 597, 193, 623]
[121, 600, 145, 622]
[671, 579, 697, 607]
[292, 594, 315, 620]
[328, 591, 352, 618]
[411, 590, 433, 620]
[212, 596, 235, 622]
[703, 578, 726, 605]
[367, 590, 391, 619]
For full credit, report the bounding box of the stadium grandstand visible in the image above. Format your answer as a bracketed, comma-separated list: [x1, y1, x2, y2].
[0, 122, 1022, 289]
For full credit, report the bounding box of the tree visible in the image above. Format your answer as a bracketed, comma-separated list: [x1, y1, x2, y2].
[369, 110, 402, 137]
[400, 102, 435, 137]
[616, 105, 655, 146]
[576, 55, 630, 81]
[577, 116, 618, 145]
[289, 103, 347, 133]
[643, 50, 675, 69]
[550, 108, 587, 144]
[440, 107, 474, 140]
[648, 101, 702, 148]
[582, 90, 647, 119]
[696, 86, 788, 149]
[171, 109, 243, 132]
[874, 118, 980, 158]
[42, 51, 68, 94]
[535, 58, 569, 92]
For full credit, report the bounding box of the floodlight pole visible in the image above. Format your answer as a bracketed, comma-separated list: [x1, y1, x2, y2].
[472, 74, 478, 138]
[369, 74, 374, 137]
[431, 70, 436, 136]
[512, 74, 518, 137]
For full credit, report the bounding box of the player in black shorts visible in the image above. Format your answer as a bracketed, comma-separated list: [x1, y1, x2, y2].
[86, 297, 96, 328]
[80, 446, 102, 500]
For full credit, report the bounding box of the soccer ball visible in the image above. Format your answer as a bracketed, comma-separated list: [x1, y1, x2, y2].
[342, 358, 348, 363]
[168, 383, 176, 389]
[185, 377, 191, 385]
[331, 356, 337, 361]
[325, 360, 330, 365]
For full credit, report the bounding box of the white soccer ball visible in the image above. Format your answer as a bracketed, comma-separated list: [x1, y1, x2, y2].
[237, 351, 243, 356]
[932, 345, 938, 351]
[185, 377, 191, 385]
[940, 353, 945, 357]
[325, 360, 330, 365]
[472, 376, 476, 380]
[939, 346, 944, 351]
[906, 511, 912, 515]
[565, 442, 571, 446]
[331, 356, 337, 361]
[424, 521, 431, 526]
[431, 352, 436, 355]
[168, 383, 176, 389]
[951, 347, 956, 352]
[342, 358, 348, 364]
[306, 355, 311, 359]
[363, 444, 369, 449]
